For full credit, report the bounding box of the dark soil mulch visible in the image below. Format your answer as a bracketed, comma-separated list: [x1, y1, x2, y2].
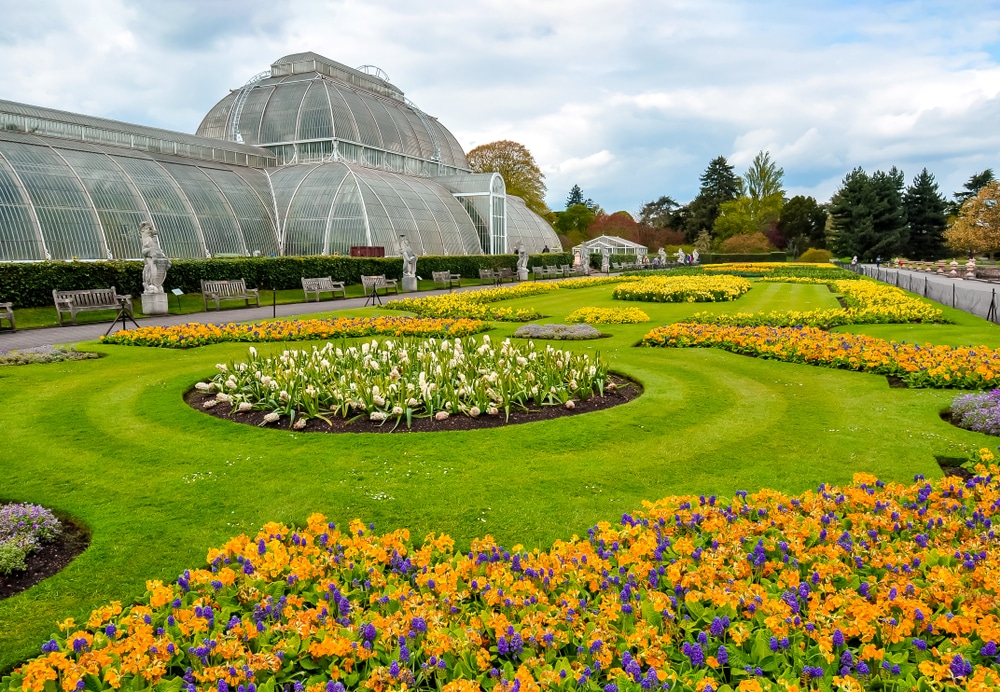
[836, 296, 849, 308]
[0, 518, 90, 600]
[886, 375, 909, 388]
[935, 455, 974, 481]
[185, 374, 642, 434]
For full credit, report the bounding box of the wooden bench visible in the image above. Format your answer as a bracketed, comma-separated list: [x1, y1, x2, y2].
[0, 301, 13, 331]
[975, 266, 1000, 282]
[432, 270, 461, 289]
[478, 268, 496, 282]
[531, 266, 544, 280]
[497, 267, 516, 283]
[301, 276, 346, 302]
[200, 279, 260, 311]
[361, 275, 399, 306]
[543, 266, 560, 279]
[53, 287, 131, 325]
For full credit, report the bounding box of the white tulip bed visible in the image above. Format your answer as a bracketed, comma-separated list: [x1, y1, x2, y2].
[197, 335, 611, 428]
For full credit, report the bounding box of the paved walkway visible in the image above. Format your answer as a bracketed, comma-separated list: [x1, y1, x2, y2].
[0, 282, 505, 352]
[0, 271, 616, 352]
[848, 263, 1000, 323]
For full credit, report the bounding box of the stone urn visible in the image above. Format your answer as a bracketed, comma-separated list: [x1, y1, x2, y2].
[966, 259, 977, 280]
[949, 260, 959, 278]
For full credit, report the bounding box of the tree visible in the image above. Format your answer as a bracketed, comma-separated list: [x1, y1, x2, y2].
[553, 203, 596, 245]
[902, 169, 948, 260]
[829, 167, 907, 260]
[683, 156, 741, 241]
[637, 196, 682, 229]
[712, 151, 784, 242]
[949, 169, 995, 216]
[778, 196, 828, 255]
[945, 180, 1000, 259]
[467, 140, 549, 217]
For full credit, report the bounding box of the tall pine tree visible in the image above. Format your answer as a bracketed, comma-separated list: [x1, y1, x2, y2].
[684, 156, 741, 242]
[903, 168, 947, 260]
[830, 167, 907, 260]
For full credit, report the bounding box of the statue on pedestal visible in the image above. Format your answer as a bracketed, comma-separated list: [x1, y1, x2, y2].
[400, 236, 417, 278]
[140, 221, 171, 294]
[601, 247, 610, 273]
[658, 247, 667, 265]
[516, 242, 529, 272]
[692, 249, 700, 264]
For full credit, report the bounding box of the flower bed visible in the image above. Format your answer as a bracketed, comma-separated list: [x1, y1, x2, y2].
[0, 504, 61, 575]
[701, 263, 854, 280]
[100, 317, 489, 348]
[565, 307, 649, 325]
[950, 389, 1000, 436]
[641, 323, 999, 388]
[512, 324, 604, 340]
[202, 335, 609, 427]
[0, 346, 99, 366]
[689, 280, 945, 328]
[613, 275, 752, 303]
[7, 454, 1000, 692]
[385, 285, 559, 321]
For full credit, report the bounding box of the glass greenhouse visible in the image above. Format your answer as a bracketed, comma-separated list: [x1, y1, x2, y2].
[0, 52, 559, 262]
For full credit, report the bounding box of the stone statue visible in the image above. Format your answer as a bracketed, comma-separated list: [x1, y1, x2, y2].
[692, 249, 700, 264]
[400, 236, 417, 278]
[601, 247, 610, 273]
[658, 247, 667, 265]
[516, 242, 529, 272]
[676, 247, 686, 264]
[140, 221, 171, 294]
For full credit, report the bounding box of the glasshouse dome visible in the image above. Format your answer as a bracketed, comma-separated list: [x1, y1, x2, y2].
[0, 52, 559, 262]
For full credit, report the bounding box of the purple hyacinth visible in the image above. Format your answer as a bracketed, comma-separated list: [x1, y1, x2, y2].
[950, 655, 973, 679]
[832, 629, 845, 647]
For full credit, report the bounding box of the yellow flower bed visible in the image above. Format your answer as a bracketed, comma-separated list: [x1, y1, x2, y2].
[690, 280, 945, 328]
[565, 306, 650, 324]
[613, 275, 752, 303]
[386, 284, 559, 321]
[100, 316, 489, 348]
[641, 322, 997, 388]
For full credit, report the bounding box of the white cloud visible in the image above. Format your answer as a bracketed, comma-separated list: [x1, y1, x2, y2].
[1, 0, 999, 212]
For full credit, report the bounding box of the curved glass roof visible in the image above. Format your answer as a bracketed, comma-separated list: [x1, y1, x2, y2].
[0, 130, 278, 261]
[270, 161, 483, 257]
[506, 195, 561, 253]
[197, 52, 469, 172]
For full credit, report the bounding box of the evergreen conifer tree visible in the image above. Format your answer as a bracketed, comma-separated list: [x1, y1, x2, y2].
[903, 169, 947, 259]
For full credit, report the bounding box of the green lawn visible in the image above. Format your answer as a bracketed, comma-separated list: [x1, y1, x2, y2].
[1, 280, 998, 670]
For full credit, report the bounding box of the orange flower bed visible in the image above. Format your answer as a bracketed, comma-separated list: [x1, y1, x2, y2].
[6, 453, 1000, 692]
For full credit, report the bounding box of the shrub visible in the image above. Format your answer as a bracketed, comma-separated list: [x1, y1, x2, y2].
[0, 346, 100, 366]
[797, 248, 833, 263]
[718, 232, 774, 254]
[950, 389, 1000, 435]
[512, 323, 604, 340]
[0, 503, 62, 574]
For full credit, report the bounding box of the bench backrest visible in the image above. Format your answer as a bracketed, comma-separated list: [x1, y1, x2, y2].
[53, 287, 119, 306]
[302, 277, 337, 291]
[202, 279, 248, 295]
[432, 271, 452, 282]
[361, 275, 386, 289]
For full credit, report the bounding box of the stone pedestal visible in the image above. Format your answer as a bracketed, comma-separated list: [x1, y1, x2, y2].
[402, 276, 418, 293]
[141, 291, 169, 315]
[517, 268, 529, 281]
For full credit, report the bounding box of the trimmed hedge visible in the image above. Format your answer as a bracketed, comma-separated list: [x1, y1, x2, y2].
[0, 253, 573, 308]
[699, 251, 787, 264]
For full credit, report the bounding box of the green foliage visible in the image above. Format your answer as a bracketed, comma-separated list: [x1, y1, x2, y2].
[718, 232, 774, 253]
[683, 156, 741, 242]
[699, 251, 787, 264]
[778, 196, 828, 251]
[903, 169, 948, 260]
[553, 204, 597, 244]
[467, 140, 550, 217]
[797, 248, 834, 263]
[637, 195, 682, 229]
[0, 346, 100, 366]
[0, 254, 569, 308]
[829, 166, 908, 260]
[949, 168, 995, 216]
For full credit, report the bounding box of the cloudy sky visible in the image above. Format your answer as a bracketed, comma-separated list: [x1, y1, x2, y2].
[1, 0, 999, 215]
